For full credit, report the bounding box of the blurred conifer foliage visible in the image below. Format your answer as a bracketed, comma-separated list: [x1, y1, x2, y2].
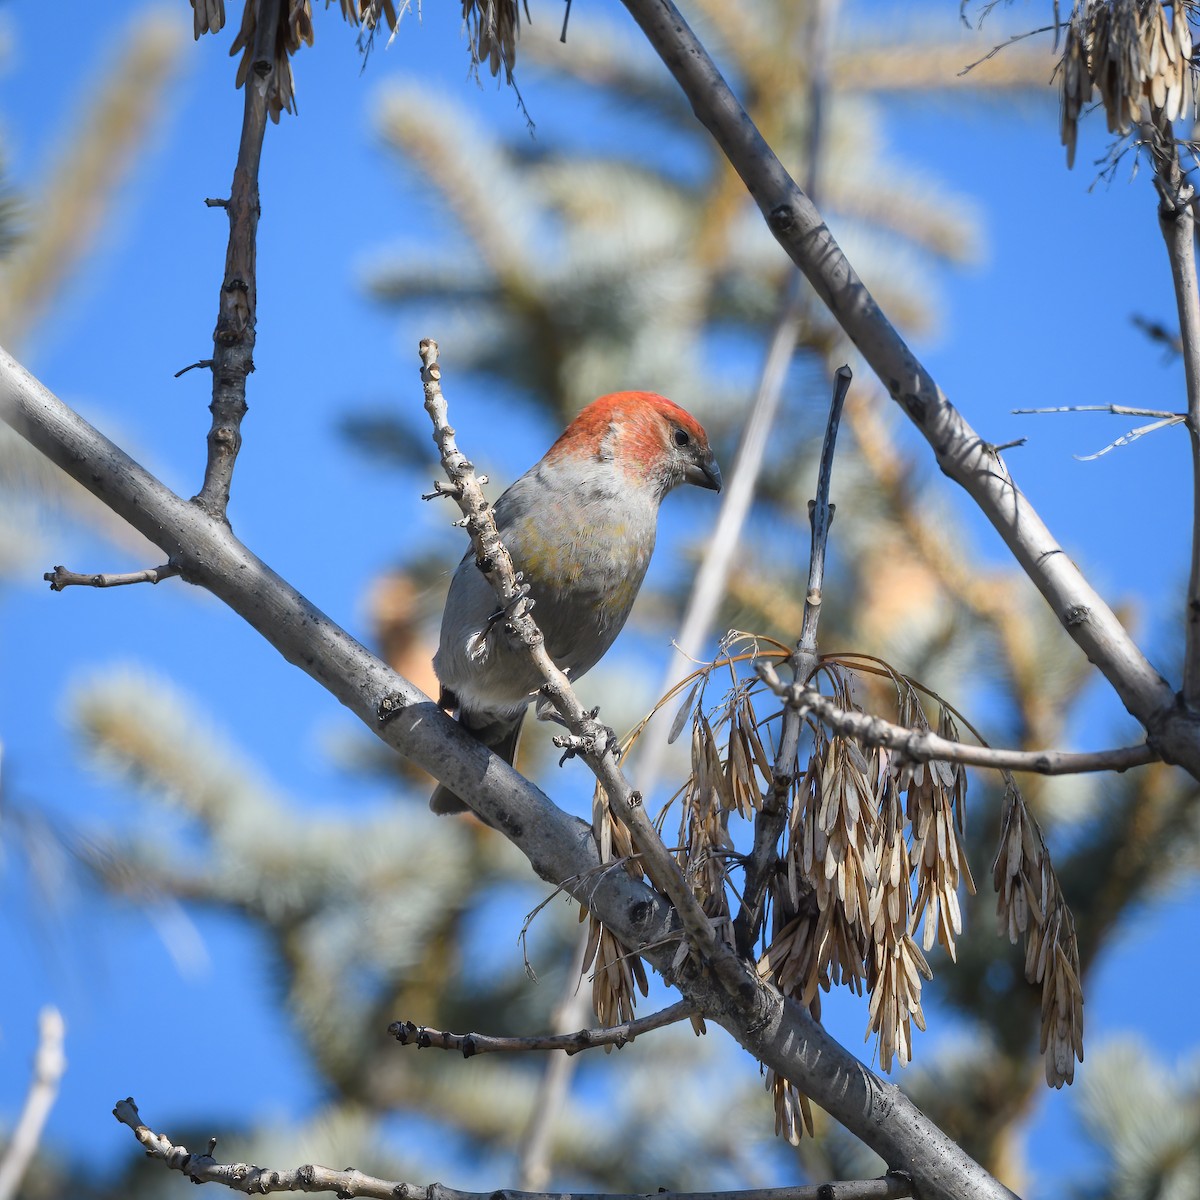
[3, 4, 1198, 1200]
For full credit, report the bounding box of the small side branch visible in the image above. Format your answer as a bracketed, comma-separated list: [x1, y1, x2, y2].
[735, 368, 849, 956]
[757, 662, 1158, 775]
[796, 364, 851, 665]
[388, 1000, 694, 1057]
[112, 1097, 912, 1200]
[418, 339, 740, 987]
[0, 1009, 66, 1200]
[44, 563, 179, 592]
[192, 0, 276, 520]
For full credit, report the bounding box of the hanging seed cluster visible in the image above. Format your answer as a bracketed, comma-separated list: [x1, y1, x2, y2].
[461, 0, 525, 84]
[1061, 0, 1196, 166]
[993, 781, 1084, 1086]
[752, 670, 974, 1078]
[191, 1, 403, 121]
[586, 643, 1084, 1138]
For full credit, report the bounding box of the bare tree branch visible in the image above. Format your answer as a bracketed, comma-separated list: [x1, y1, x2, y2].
[618, 0, 1200, 776]
[735, 367, 850, 956]
[112, 1097, 914, 1200]
[388, 999, 694, 1057]
[194, 0, 277, 520]
[756, 661, 1158, 775]
[0, 346, 1019, 1200]
[0, 1008, 66, 1200]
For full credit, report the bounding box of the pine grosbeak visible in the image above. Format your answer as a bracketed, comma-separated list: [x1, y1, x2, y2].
[430, 391, 721, 813]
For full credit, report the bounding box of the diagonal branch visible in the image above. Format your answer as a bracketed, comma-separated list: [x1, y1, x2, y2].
[193, 0, 277, 520]
[618, 0, 1200, 775]
[0, 346, 1018, 1200]
[113, 1097, 914, 1200]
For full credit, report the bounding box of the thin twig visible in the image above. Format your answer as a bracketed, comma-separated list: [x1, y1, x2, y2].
[193, 0, 275, 520]
[113, 1096, 912, 1200]
[1073, 415, 1186, 460]
[1013, 404, 1182, 419]
[0, 1009, 66, 1200]
[175, 359, 214, 379]
[756, 661, 1158, 776]
[1013, 402, 1188, 457]
[43, 563, 179, 591]
[388, 1000, 694, 1058]
[734, 367, 850, 956]
[417, 339, 741, 988]
[796, 365, 850, 665]
[957, 24, 1056, 76]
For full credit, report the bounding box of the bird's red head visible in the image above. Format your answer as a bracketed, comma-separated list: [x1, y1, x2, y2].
[545, 391, 722, 496]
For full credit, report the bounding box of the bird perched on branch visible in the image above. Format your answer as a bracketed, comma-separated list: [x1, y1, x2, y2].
[430, 391, 722, 814]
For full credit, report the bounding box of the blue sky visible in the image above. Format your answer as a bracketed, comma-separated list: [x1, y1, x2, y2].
[1, 1, 1198, 1196]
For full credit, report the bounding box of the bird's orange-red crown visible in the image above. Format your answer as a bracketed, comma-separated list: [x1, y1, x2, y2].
[545, 391, 711, 467]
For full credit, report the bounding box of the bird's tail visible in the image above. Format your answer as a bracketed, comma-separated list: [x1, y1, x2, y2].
[429, 709, 526, 815]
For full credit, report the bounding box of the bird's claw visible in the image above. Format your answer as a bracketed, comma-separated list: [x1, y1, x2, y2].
[551, 720, 620, 766]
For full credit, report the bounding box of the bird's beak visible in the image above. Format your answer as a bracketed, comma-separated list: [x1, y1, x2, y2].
[687, 452, 722, 493]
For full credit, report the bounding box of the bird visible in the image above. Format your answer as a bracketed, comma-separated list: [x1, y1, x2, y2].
[430, 390, 722, 814]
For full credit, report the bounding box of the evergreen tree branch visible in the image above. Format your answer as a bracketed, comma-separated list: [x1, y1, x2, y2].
[618, 0, 1200, 776]
[755, 662, 1158, 775]
[194, 0, 277, 520]
[388, 999, 694, 1056]
[0, 346, 1018, 1200]
[112, 1097, 914, 1200]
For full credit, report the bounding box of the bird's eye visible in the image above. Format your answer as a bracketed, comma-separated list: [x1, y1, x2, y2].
[673, 427, 691, 448]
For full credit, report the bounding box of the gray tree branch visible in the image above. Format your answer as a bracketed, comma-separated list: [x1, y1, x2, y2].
[0, 345, 1016, 1200]
[756, 661, 1159, 776]
[112, 1098, 914, 1200]
[619, 0, 1200, 775]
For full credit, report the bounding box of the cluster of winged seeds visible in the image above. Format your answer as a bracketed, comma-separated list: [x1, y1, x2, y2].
[583, 640, 1083, 1142]
[1061, 0, 1195, 166]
